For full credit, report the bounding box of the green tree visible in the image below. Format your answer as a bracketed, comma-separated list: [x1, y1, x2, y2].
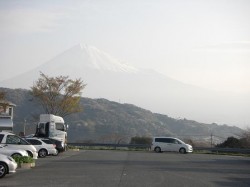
[30, 72, 86, 117]
[216, 136, 242, 148]
[240, 128, 250, 148]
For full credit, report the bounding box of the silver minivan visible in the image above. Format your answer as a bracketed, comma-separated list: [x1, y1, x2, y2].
[151, 137, 193, 154]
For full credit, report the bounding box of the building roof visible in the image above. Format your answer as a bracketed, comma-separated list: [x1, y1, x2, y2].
[0, 100, 16, 107]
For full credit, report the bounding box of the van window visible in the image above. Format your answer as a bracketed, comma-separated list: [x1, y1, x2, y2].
[155, 138, 171, 143]
[175, 140, 181, 144]
[155, 138, 181, 144]
[168, 138, 176, 144]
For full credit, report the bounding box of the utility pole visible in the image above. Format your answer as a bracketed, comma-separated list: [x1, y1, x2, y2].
[24, 119, 26, 136]
[210, 133, 213, 147]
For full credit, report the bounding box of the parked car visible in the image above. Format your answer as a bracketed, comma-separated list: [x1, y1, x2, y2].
[151, 137, 193, 154]
[0, 132, 38, 159]
[25, 138, 58, 158]
[0, 145, 29, 157]
[0, 153, 17, 178]
[46, 138, 66, 153]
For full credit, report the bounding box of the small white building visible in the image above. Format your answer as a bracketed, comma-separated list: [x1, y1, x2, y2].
[0, 100, 16, 132]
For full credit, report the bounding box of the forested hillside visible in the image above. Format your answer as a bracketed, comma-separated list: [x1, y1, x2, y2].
[0, 87, 244, 144]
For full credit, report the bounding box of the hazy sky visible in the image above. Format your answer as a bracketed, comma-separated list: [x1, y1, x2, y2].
[0, 0, 250, 94]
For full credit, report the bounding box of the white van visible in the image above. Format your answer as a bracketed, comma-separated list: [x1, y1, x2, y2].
[151, 137, 193, 154]
[0, 132, 38, 159]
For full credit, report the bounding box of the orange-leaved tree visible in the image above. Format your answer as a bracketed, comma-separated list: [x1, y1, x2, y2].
[30, 72, 86, 117]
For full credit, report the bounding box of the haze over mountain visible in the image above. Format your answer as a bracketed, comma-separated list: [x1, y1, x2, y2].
[1, 44, 249, 128]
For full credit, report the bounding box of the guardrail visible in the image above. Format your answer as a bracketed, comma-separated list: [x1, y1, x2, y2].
[68, 143, 250, 154]
[68, 143, 151, 150]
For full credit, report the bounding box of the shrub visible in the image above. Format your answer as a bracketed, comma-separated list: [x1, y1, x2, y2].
[130, 136, 152, 145]
[216, 137, 242, 148]
[12, 156, 34, 165]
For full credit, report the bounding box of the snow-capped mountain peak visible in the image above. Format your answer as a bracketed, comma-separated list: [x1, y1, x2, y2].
[74, 43, 139, 73]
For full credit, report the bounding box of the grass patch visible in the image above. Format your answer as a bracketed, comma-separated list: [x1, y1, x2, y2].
[193, 150, 250, 157]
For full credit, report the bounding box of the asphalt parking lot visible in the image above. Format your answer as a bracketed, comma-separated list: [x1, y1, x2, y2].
[1, 150, 250, 187]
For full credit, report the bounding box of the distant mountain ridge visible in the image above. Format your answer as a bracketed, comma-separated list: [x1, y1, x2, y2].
[0, 88, 244, 144]
[0, 43, 249, 126]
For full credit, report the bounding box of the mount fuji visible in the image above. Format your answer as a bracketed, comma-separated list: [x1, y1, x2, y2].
[1, 43, 249, 126]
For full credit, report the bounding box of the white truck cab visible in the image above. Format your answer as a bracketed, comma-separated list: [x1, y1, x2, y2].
[35, 114, 68, 152]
